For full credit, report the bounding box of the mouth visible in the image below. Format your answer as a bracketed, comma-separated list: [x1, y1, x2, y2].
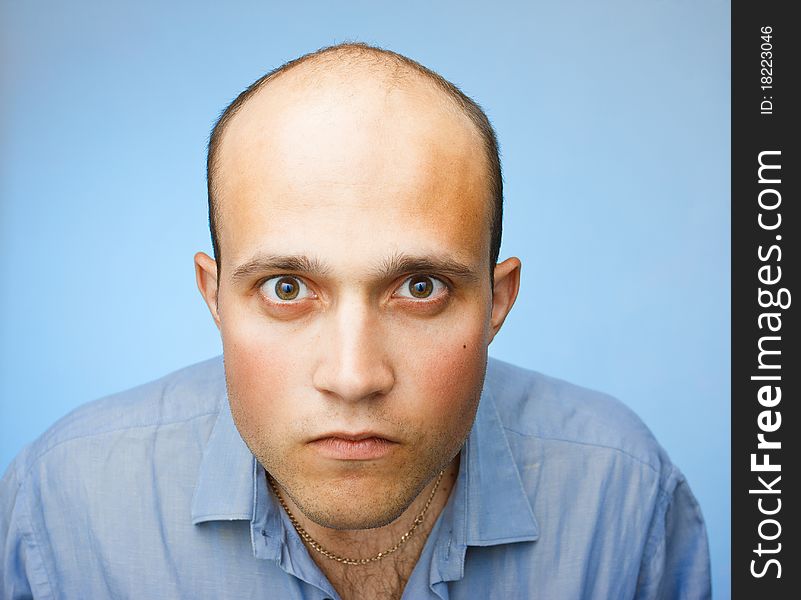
[308, 432, 399, 460]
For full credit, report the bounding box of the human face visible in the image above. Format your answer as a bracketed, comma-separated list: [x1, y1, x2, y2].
[196, 72, 520, 530]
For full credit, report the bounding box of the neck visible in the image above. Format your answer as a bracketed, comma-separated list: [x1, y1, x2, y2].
[270, 454, 460, 569]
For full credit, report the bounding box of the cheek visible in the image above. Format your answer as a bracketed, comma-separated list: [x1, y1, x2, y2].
[219, 311, 310, 439]
[393, 307, 489, 428]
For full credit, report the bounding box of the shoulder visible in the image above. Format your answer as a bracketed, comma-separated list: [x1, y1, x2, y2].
[8, 356, 226, 482]
[1, 357, 230, 597]
[485, 357, 670, 476]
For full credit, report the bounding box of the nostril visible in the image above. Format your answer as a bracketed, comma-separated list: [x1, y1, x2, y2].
[313, 362, 395, 402]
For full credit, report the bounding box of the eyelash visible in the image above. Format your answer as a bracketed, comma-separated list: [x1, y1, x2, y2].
[256, 274, 451, 305]
[258, 275, 314, 303]
[393, 275, 450, 303]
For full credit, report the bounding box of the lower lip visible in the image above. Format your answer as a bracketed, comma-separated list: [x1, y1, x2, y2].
[310, 437, 397, 460]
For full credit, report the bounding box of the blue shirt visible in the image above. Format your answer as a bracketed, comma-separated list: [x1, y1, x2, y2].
[1, 357, 710, 599]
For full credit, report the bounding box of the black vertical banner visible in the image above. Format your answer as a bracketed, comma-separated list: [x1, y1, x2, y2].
[732, 0, 797, 597]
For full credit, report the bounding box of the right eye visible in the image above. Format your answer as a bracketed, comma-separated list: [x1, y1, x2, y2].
[259, 276, 312, 302]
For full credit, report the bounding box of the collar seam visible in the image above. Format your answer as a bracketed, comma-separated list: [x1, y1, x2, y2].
[24, 410, 220, 485]
[502, 426, 662, 475]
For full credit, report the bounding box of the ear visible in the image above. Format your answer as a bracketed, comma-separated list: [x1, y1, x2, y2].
[488, 257, 521, 343]
[194, 252, 221, 329]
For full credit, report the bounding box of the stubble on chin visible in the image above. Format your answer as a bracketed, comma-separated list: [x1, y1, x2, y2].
[271, 435, 457, 531]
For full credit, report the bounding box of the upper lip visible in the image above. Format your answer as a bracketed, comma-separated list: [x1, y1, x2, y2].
[310, 431, 397, 442]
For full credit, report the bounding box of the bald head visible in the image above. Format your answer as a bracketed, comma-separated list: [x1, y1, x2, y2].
[206, 42, 503, 277]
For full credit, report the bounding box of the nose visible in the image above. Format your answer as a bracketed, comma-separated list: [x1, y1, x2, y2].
[312, 297, 395, 402]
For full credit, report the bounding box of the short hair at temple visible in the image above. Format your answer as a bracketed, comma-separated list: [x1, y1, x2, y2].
[205, 42, 503, 278]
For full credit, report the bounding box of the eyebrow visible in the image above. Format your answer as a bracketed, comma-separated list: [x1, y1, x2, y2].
[230, 254, 331, 283]
[371, 252, 480, 283]
[228, 252, 479, 284]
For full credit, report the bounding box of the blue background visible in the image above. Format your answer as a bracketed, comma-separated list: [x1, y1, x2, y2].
[0, 0, 730, 596]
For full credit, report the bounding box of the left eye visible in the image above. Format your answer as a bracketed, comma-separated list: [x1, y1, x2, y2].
[260, 276, 312, 302]
[395, 275, 447, 300]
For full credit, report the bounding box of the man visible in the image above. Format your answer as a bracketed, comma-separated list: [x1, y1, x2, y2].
[1, 43, 710, 599]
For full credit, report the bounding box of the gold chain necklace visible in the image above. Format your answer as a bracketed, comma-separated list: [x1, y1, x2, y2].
[267, 469, 445, 566]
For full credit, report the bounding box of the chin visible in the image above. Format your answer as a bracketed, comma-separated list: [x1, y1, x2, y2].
[289, 476, 424, 531]
[306, 506, 405, 531]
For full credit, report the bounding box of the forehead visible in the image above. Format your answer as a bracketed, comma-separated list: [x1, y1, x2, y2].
[214, 66, 491, 274]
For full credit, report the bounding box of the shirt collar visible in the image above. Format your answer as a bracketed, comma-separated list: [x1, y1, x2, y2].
[459, 382, 540, 547]
[427, 380, 540, 587]
[190, 361, 540, 551]
[190, 380, 255, 525]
